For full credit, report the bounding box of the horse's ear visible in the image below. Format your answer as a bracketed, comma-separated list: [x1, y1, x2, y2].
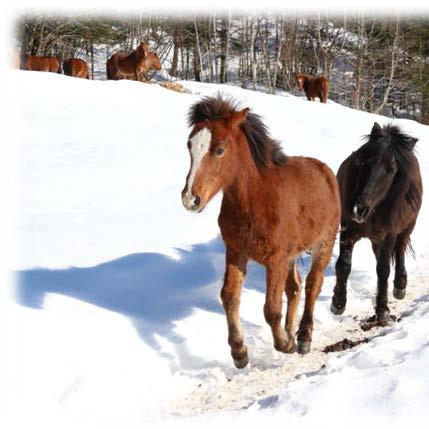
[370, 122, 383, 139]
[227, 108, 249, 129]
[408, 137, 418, 148]
[138, 42, 149, 56]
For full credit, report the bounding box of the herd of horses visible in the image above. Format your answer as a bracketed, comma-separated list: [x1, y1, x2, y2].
[19, 41, 327, 102]
[18, 42, 162, 81]
[182, 95, 422, 367]
[19, 40, 423, 368]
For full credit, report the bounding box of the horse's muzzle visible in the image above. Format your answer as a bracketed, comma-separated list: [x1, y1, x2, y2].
[182, 193, 202, 213]
[352, 204, 370, 223]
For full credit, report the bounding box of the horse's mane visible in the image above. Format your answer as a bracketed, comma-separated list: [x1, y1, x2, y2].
[188, 95, 287, 169]
[364, 124, 420, 211]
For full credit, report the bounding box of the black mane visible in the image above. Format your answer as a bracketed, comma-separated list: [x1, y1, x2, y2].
[188, 95, 287, 168]
[363, 124, 420, 211]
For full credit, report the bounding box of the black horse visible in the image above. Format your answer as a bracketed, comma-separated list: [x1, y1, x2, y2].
[331, 122, 423, 323]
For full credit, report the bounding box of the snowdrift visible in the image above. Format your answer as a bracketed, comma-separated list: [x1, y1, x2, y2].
[7, 69, 429, 427]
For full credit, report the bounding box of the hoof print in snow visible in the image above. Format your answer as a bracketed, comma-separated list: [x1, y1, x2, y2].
[323, 337, 369, 353]
[360, 314, 397, 331]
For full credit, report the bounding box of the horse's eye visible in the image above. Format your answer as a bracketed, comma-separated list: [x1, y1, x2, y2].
[360, 161, 365, 167]
[215, 147, 225, 157]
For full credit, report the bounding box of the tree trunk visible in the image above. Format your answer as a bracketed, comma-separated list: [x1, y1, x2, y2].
[249, 15, 257, 90]
[353, 14, 365, 110]
[90, 42, 94, 80]
[207, 14, 213, 82]
[193, 16, 203, 82]
[170, 26, 179, 77]
[374, 17, 400, 114]
[271, 16, 283, 93]
[220, 12, 231, 83]
[262, 19, 272, 93]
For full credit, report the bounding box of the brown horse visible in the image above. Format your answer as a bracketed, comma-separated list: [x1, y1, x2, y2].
[106, 42, 161, 81]
[331, 123, 423, 323]
[181, 96, 340, 367]
[296, 74, 329, 103]
[20, 55, 61, 73]
[63, 58, 89, 79]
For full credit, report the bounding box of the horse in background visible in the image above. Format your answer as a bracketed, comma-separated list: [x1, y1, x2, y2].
[181, 95, 340, 368]
[296, 74, 329, 103]
[20, 55, 61, 73]
[106, 42, 161, 81]
[331, 123, 422, 323]
[63, 58, 89, 79]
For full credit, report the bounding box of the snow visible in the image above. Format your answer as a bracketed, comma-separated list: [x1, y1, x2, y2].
[5, 69, 429, 428]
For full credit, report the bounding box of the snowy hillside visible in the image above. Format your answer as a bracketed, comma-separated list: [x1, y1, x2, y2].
[7, 69, 429, 428]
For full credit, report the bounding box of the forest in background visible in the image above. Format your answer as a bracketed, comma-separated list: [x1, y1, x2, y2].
[15, 13, 429, 123]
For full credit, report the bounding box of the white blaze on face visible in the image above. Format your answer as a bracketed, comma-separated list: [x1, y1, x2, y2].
[183, 127, 212, 210]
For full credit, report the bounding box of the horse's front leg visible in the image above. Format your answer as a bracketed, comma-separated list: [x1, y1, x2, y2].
[331, 230, 359, 315]
[265, 257, 295, 353]
[220, 247, 249, 369]
[375, 235, 396, 323]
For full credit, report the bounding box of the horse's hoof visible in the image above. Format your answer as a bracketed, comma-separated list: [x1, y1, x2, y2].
[285, 339, 297, 354]
[297, 341, 311, 355]
[393, 287, 406, 300]
[274, 337, 296, 354]
[376, 310, 390, 324]
[330, 301, 346, 315]
[233, 354, 249, 369]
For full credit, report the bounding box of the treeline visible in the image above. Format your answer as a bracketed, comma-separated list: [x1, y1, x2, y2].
[16, 13, 429, 123]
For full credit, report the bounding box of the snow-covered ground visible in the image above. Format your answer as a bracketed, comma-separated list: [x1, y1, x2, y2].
[5, 69, 429, 428]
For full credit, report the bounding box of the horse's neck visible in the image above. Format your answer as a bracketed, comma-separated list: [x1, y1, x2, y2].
[224, 161, 265, 217]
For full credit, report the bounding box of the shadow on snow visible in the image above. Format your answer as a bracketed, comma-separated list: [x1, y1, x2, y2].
[17, 236, 335, 367]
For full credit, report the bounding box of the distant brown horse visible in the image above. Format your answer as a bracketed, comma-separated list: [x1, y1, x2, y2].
[296, 74, 329, 103]
[106, 42, 161, 81]
[331, 123, 422, 323]
[63, 58, 89, 79]
[20, 55, 61, 73]
[181, 96, 340, 368]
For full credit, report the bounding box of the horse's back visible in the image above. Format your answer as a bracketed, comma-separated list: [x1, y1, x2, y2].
[106, 52, 129, 79]
[22, 55, 60, 72]
[64, 58, 88, 78]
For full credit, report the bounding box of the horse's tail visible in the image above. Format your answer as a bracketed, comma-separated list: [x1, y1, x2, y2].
[390, 237, 416, 265]
[321, 78, 329, 103]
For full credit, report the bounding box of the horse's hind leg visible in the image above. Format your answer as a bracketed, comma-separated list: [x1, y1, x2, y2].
[298, 235, 335, 354]
[265, 256, 295, 353]
[284, 258, 302, 353]
[221, 247, 249, 369]
[393, 228, 413, 300]
[331, 230, 358, 314]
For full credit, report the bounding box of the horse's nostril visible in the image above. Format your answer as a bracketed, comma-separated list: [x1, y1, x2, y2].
[194, 195, 201, 207]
